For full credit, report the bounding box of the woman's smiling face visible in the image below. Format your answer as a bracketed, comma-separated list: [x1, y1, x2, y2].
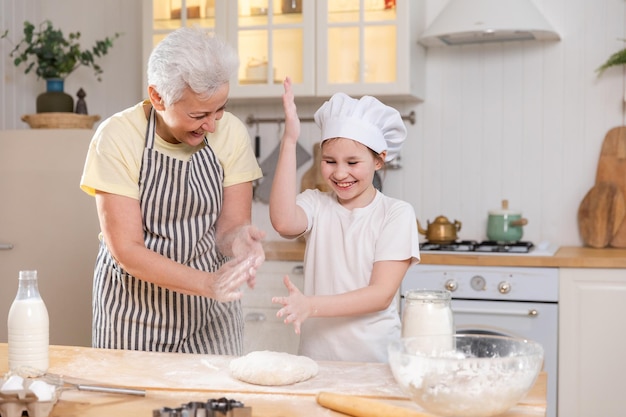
[152, 83, 230, 146]
[320, 138, 385, 209]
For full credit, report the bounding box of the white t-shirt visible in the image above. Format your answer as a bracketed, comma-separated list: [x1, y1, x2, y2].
[296, 189, 420, 362]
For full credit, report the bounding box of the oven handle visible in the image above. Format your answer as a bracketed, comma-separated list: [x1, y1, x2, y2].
[453, 307, 539, 317]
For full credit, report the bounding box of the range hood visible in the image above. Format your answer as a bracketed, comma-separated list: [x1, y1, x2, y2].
[419, 0, 560, 47]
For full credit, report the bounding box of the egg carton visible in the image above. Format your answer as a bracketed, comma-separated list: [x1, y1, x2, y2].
[0, 393, 57, 417]
[0, 376, 58, 417]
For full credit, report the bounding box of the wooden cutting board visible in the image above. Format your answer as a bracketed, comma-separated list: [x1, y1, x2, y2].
[579, 126, 626, 247]
[578, 182, 625, 248]
[596, 126, 626, 247]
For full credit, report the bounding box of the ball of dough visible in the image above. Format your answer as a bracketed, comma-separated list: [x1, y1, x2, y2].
[229, 351, 319, 386]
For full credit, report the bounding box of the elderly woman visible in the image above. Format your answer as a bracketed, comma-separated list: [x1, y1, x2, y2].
[80, 27, 264, 355]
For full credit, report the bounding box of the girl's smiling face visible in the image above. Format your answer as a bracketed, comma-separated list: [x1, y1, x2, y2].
[320, 138, 385, 209]
[150, 84, 230, 146]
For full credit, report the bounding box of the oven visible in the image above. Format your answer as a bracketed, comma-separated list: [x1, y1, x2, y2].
[401, 264, 558, 417]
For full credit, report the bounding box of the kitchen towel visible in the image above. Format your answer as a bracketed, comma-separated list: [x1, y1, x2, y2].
[254, 142, 312, 203]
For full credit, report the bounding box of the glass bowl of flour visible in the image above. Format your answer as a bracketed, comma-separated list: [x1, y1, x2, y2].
[388, 334, 544, 417]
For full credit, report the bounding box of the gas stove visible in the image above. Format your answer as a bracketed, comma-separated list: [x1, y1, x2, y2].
[419, 240, 559, 256]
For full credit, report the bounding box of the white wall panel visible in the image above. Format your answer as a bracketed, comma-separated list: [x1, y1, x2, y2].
[0, 0, 40, 130]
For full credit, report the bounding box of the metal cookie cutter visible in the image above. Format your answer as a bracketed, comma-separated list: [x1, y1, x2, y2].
[153, 397, 251, 417]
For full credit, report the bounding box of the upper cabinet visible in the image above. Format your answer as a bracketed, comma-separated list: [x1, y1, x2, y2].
[227, 0, 316, 98]
[142, 0, 425, 101]
[141, 0, 229, 89]
[315, 0, 424, 100]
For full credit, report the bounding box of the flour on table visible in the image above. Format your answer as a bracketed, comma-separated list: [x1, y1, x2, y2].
[229, 351, 318, 386]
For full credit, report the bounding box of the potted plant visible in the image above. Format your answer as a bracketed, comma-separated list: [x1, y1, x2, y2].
[1, 20, 121, 113]
[597, 40, 626, 74]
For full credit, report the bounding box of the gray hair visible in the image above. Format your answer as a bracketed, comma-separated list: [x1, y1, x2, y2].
[147, 27, 239, 106]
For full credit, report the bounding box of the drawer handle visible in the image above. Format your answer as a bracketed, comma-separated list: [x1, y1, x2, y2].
[292, 265, 304, 274]
[454, 307, 539, 317]
[245, 312, 266, 322]
[0, 243, 13, 250]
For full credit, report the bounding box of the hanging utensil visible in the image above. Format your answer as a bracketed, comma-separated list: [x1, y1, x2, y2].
[254, 122, 261, 159]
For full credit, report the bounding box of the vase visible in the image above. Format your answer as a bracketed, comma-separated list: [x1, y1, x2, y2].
[36, 78, 74, 113]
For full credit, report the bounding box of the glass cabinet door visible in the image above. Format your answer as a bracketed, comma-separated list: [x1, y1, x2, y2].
[143, 0, 423, 100]
[150, 0, 221, 43]
[229, 0, 315, 98]
[317, 0, 414, 98]
[143, 0, 227, 88]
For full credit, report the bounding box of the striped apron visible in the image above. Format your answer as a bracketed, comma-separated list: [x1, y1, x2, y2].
[92, 108, 243, 354]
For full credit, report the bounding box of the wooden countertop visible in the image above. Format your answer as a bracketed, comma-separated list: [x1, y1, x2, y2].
[263, 240, 626, 268]
[0, 344, 547, 417]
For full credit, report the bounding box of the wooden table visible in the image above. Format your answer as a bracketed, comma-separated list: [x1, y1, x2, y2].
[0, 344, 547, 416]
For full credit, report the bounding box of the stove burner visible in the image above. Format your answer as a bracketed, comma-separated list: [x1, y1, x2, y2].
[420, 240, 535, 253]
[476, 241, 534, 253]
[420, 240, 478, 252]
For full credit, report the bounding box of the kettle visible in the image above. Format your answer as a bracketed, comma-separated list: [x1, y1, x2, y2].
[416, 216, 462, 243]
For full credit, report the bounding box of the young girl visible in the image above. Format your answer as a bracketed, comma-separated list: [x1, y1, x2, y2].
[269, 78, 420, 362]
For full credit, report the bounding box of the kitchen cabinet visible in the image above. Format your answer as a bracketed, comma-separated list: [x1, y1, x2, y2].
[558, 268, 626, 417]
[0, 130, 101, 347]
[141, 0, 228, 88]
[226, 0, 315, 98]
[313, 0, 425, 100]
[241, 260, 304, 354]
[142, 0, 425, 101]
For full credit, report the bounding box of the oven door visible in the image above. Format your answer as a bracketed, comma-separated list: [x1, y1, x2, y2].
[452, 299, 558, 417]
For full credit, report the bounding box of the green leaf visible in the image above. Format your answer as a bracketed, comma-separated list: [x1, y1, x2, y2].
[597, 40, 626, 75]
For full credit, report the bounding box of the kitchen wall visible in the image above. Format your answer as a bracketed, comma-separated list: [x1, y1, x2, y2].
[1, 0, 625, 247]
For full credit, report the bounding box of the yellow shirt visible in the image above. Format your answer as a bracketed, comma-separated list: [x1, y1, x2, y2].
[80, 101, 262, 199]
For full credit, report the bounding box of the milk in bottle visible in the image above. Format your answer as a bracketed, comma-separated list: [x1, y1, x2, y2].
[8, 270, 49, 375]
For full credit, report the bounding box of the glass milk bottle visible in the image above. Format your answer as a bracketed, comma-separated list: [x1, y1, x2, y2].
[8, 270, 50, 374]
[401, 289, 455, 351]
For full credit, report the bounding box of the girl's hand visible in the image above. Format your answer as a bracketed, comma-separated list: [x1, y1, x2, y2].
[272, 274, 311, 334]
[282, 77, 300, 145]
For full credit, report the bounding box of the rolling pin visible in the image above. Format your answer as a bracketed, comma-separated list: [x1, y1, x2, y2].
[316, 392, 432, 417]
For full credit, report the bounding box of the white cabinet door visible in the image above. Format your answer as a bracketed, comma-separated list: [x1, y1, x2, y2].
[241, 260, 304, 354]
[0, 130, 101, 347]
[143, 0, 425, 101]
[227, 0, 316, 99]
[315, 0, 425, 100]
[141, 0, 228, 88]
[559, 268, 626, 417]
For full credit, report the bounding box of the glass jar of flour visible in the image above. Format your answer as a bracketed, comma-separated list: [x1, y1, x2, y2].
[401, 289, 455, 340]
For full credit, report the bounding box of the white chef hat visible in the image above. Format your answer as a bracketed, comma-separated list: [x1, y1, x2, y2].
[313, 92, 407, 162]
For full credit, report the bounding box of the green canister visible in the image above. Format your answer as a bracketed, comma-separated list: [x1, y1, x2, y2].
[487, 200, 528, 242]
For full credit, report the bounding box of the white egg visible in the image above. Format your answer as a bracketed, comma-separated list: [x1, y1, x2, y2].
[28, 380, 55, 402]
[0, 375, 25, 393]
